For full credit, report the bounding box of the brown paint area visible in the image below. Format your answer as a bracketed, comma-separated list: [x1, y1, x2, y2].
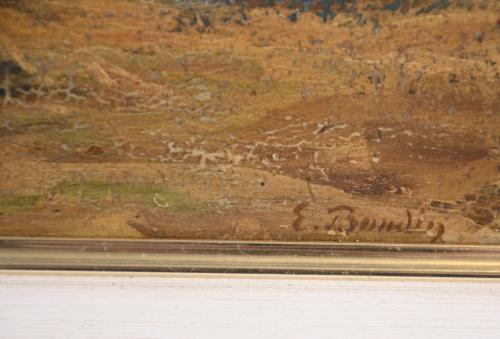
[0, 0, 498, 243]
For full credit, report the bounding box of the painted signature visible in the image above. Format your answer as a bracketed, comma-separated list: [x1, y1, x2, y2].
[292, 203, 445, 243]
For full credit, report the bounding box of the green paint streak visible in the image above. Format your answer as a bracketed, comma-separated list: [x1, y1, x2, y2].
[0, 113, 67, 133]
[52, 181, 207, 212]
[0, 194, 41, 213]
[58, 129, 108, 147]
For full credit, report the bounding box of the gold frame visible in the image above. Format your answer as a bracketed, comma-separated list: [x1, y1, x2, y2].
[1, 237, 500, 277]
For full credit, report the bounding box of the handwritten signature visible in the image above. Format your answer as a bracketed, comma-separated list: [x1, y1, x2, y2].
[292, 203, 445, 243]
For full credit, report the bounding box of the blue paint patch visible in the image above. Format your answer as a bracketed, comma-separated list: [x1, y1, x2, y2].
[384, 0, 402, 12]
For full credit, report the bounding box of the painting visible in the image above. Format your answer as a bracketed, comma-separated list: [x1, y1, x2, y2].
[0, 0, 498, 246]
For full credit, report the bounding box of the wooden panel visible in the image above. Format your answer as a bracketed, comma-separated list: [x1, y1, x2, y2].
[0, 1, 498, 243]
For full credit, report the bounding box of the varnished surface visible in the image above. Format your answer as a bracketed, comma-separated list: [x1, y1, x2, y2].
[1, 271, 500, 339]
[0, 1, 499, 243]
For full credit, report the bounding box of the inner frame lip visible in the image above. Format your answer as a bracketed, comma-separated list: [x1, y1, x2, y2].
[1, 237, 499, 278]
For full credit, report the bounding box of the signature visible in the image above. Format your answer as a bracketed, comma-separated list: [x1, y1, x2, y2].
[292, 203, 445, 243]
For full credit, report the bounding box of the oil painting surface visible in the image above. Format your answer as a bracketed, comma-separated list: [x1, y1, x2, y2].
[0, 0, 498, 243]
